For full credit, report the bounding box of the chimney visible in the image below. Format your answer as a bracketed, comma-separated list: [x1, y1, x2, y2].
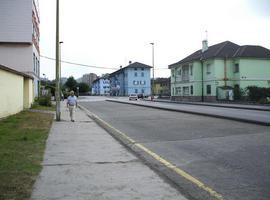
[120, 65, 122, 69]
[202, 40, 208, 52]
[129, 61, 132, 64]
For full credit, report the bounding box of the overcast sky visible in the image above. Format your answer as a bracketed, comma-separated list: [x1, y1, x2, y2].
[39, 0, 270, 80]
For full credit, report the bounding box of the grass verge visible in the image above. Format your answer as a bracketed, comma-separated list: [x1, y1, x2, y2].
[31, 102, 55, 111]
[0, 111, 54, 200]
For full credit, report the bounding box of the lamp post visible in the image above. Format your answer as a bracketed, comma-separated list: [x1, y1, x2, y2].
[150, 42, 154, 100]
[77, 87, 79, 97]
[42, 73, 46, 86]
[55, 0, 61, 121]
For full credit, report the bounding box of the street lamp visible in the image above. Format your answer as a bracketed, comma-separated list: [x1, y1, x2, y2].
[55, 0, 61, 121]
[150, 42, 154, 100]
[77, 87, 79, 97]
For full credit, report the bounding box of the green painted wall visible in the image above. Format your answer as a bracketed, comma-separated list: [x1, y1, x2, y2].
[239, 59, 270, 88]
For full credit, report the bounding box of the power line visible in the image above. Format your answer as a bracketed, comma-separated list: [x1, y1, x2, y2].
[40, 55, 118, 70]
[40, 55, 169, 70]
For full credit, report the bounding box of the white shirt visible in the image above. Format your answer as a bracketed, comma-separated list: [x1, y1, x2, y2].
[67, 95, 77, 106]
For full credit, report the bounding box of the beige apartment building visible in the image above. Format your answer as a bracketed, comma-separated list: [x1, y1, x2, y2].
[0, 0, 40, 97]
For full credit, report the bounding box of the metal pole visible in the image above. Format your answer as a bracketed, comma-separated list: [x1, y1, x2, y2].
[59, 41, 63, 100]
[150, 43, 154, 98]
[55, 0, 61, 121]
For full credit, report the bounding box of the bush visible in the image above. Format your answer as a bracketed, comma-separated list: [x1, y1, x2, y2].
[233, 86, 246, 100]
[38, 95, 52, 106]
[246, 86, 270, 102]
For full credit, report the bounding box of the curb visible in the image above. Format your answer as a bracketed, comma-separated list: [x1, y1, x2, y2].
[143, 99, 270, 112]
[106, 99, 270, 126]
[78, 104, 224, 200]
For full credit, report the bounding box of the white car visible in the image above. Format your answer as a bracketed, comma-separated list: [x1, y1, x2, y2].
[129, 94, 138, 100]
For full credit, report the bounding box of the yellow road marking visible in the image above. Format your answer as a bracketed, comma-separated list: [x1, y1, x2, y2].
[79, 104, 224, 200]
[135, 143, 224, 200]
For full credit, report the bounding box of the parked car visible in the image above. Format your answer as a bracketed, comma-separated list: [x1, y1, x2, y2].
[137, 93, 144, 99]
[129, 93, 138, 100]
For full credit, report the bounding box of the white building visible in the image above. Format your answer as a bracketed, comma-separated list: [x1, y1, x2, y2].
[0, 0, 40, 97]
[82, 73, 98, 87]
[92, 76, 110, 95]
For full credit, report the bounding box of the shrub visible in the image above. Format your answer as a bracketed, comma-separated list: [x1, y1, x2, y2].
[38, 95, 52, 106]
[246, 86, 270, 102]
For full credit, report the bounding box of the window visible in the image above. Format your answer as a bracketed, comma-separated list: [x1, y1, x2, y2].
[183, 87, 189, 96]
[140, 80, 146, 85]
[190, 85, 193, 95]
[135, 89, 138, 93]
[35, 57, 38, 74]
[182, 66, 189, 81]
[133, 80, 139, 85]
[172, 69, 175, 77]
[234, 64, 239, 73]
[135, 72, 137, 77]
[134, 68, 137, 71]
[141, 68, 144, 71]
[141, 72, 144, 77]
[37, 60, 40, 76]
[207, 85, 211, 95]
[33, 53, 36, 72]
[177, 68, 181, 76]
[190, 65, 193, 76]
[141, 89, 144, 93]
[176, 87, 181, 95]
[206, 64, 211, 74]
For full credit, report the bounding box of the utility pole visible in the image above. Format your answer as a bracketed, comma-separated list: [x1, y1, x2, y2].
[59, 41, 63, 100]
[150, 43, 154, 99]
[55, 0, 61, 121]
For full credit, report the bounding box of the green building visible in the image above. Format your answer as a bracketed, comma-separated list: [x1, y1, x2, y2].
[169, 41, 270, 102]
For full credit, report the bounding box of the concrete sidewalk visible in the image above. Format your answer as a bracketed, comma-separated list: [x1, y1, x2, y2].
[31, 102, 186, 200]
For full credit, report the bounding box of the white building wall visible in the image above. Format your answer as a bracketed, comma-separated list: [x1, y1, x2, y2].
[0, 0, 40, 97]
[0, 44, 33, 72]
[0, 0, 32, 43]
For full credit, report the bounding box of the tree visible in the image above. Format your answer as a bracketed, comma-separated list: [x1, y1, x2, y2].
[77, 82, 90, 93]
[65, 76, 77, 91]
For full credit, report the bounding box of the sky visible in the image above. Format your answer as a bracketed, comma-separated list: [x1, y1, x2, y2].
[39, 0, 270, 80]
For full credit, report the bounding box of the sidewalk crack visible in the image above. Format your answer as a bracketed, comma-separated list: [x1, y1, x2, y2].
[43, 159, 139, 167]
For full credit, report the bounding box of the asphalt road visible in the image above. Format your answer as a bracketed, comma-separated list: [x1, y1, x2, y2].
[80, 100, 270, 200]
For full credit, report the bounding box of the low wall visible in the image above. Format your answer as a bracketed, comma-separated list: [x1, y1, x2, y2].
[171, 95, 217, 102]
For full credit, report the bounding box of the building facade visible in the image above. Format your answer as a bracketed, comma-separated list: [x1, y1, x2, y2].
[169, 41, 270, 102]
[82, 73, 98, 87]
[91, 76, 110, 95]
[153, 78, 171, 96]
[0, 64, 34, 118]
[0, 0, 40, 97]
[109, 62, 151, 96]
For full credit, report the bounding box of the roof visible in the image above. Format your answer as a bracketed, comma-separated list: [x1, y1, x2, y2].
[233, 45, 270, 58]
[154, 77, 170, 84]
[169, 41, 270, 68]
[0, 64, 33, 79]
[109, 62, 152, 77]
[92, 74, 109, 84]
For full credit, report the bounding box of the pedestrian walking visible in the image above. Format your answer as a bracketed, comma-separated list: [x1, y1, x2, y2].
[66, 90, 77, 122]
